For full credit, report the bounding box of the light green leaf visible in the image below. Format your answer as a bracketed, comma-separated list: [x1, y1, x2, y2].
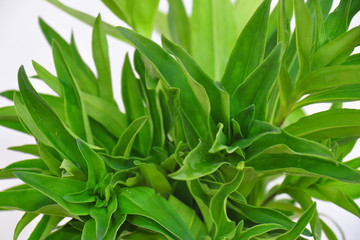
[117, 187, 194, 240]
[112, 116, 147, 157]
[323, 0, 352, 41]
[234, 0, 263, 34]
[294, 0, 313, 80]
[285, 109, 360, 140]
[294, 65, 360, 100]
[191, 0, 237, 80]
[221, 0, 271, 94]
[247, 153, 360, 183]
[92, 14, 113, 102]
[168, 0, 190, 52]
[45, 0, 124, 41]
[170, 141, 227, 180]
[312, 26, 360, 69]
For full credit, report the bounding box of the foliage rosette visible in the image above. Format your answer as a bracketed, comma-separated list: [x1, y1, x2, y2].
[1, 0, 360, 239]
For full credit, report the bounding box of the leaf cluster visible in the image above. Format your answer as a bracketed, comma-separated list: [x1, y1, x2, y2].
[1, 0, 360, 239]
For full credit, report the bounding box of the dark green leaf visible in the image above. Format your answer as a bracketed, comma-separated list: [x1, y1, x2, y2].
[117, 187, 194, 240]
[170, 141, 227, 180]
[117, 27, 210, 139]
[14, 213, 38, 240]
[231, 43, 282, 120]
[28, 215, 62, 240]
[221, 0, 271, 94]
[8, 144, 39, 157]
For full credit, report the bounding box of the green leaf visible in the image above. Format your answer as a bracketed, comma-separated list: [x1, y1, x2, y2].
[0, 188, 54, 212]
[117, 27, 210, 139]
[81, 219, 97, 240]
[117, 187, 194, 240]
[90, 197, 117, 239]
[17, 66, 88, 174]
[92, 14, 113, 102]
[231, 200, 307, 234]
[14, 172, 90, 215]
[210, 168, 244, 240]
[233, 0, 263, 34]
[83, 92, 127, 138]
[284, 187, 322, 240]
[47, 225, 81, 240]
[294, 0, 313, 80]
[191, 0, 237, 80]
[127, 215, 177, 239]
[238, 223, 286, 240]
[52, 40, 92, 143]
[294, 84, 360, 109]
[244, 121, 334, 160]
[102, 208, 126, 240]
[0, 105, 27, 134]
[32, 60, 62, 96]
[276, 202, 316, 240]
[77, 139, 107, 189]
[168, 195, 208, 240]
[162, 36, 230, 132]
[113, 116, 147, 157]
[117, 0, 160, 37]
[14, 212, 38, 240]
[312, 26, 360, 69]
[285, 109, 360, 140]
[121, 54, 151, 155]
[37, 142, 62, 176]
[231, 43, 282, 120]
[38, 18, 98, 95]
[8, 144, 39, 157]
[28, 215, 62, 240]
[170, 141, 227, 180]
[221, 0, 271, 94]
[45, 0, 124, 41]
[137, 162, 172, 198]
[246, 153, 360, 183]
[168, 0, 190, 52]
[306, 184, 360, 217]
[323, 0, 352, 41]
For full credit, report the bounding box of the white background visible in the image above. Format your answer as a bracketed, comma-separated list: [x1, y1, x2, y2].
[0, 0, 360, 239]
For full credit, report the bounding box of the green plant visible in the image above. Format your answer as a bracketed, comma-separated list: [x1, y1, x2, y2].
[1, 0, 360, 239]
